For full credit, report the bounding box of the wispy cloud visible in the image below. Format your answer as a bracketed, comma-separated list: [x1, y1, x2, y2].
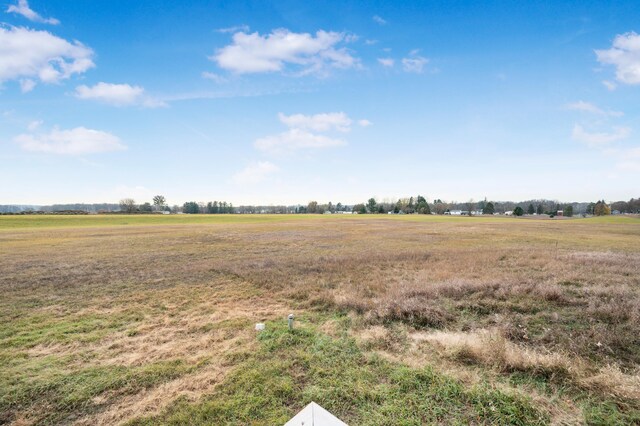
[255, 128, 346, 154]
[215, 24, 250, 34]
[566, 100, 623, 117]
[402, 55, 429, 73]
[7, 0, 59, 25]
[372, 15, 387, 25]
[14, 125, 126, 155]
[212, 29, 358, 76]
[0, 26, 94, 89]
[75, 82, 166, 108]
[253, 112, 370, 155]
[595, 31, 640, 85]
[377, 58, 394, 67]
[232, 161, 279, 184]
[201, 71, 228, 83]
[571, 124, 630, 146]
[278, 112, 353, 132]
[19, 78, 36, 93]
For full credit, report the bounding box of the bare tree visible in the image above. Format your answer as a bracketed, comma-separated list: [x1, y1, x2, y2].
[119, 198, 137, 213]
[465, 199, 476, 216]
[153, 195, 166, 212]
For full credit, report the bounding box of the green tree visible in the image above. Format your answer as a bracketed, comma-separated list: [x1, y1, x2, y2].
[563, 205, 574, 217]
[536, 204, 544, 215]
[482, 202, 495, 215]
[416, 195, 431, 214]
[353, 203, 366, 214]
[513, 206, 524, 216]
[182, 202, 200, 214]
[366, 198, 377, 213]
[139, 202, 153, 212]
[527, 203, 535, 215]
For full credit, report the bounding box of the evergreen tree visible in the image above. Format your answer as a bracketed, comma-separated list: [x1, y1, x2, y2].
[482, 202, 495, 215]
[366, 198, 377, 213]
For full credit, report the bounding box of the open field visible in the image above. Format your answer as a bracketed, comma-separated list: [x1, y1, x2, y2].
[1, 214, 639, 425]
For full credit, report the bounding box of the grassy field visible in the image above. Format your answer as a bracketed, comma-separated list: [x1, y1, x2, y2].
[1, 214, 639, 425]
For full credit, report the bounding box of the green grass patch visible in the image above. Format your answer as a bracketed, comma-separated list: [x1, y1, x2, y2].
[2, 213, 636, 231]
[0, 312, 143, 349]
[130, 318, 546, 425]
[0, 358, 197, 425]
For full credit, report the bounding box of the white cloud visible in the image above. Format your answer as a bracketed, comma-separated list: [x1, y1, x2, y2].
[201, 71, 228, 83]
[0, 26, 94, 88]
[19, 78, 36, 93]
[75, 82, 165, 107]
[602, 80, 617, 91]
[14, 126, 126, 155]
[212, 29, 358, 75]
[566, 100, 623, 117]
[255, 128, 346, 154]
[215, 24, 250, 34]
[595, 31, 640, 85]
[377, 57, 394, 67]
[7, 0, 59, 25]
[27, 120, 42, 131]
[402, 56, 429, 73]
[232, 161, 279, 184]
[571, 124, 630, 146]
[254, 111, 369, 155]
[278, 112, 352, 132]
[372, 15, 387, 25]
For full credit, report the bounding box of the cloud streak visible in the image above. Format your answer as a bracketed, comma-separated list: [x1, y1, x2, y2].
[571, 124, 630, 147]
[566, 101, 623, 117]
[7, 0, 59, 25]
[75, 82, 166, 107]
[15, 126, 126, 155]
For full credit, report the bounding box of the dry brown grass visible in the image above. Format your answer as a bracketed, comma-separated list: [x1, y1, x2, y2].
[1, 215, 639, 424]
[411, 329, 640, 402]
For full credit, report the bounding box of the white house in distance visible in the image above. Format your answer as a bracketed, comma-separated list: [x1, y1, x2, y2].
[284, 402, 347, 426]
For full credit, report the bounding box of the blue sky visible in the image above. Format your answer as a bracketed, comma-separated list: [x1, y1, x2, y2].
[1, 0, 639, 205]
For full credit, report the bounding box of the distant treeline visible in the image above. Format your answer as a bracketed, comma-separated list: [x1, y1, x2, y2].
[0, 204, 120, 213]
[1, 197, 638, 216]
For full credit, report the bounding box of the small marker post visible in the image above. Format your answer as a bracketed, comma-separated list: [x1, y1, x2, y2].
[288, 313, 294, 331]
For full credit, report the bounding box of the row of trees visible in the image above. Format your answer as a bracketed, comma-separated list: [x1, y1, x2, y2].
[53, 196, 636, 217]
[183, 201, 235, 214]
[610, 198, 640, 214]
[347, 197, 618, 217]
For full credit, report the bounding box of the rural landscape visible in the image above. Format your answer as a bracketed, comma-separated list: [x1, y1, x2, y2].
[1, 213, 639, 424]
[2, 0, 640, 424]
